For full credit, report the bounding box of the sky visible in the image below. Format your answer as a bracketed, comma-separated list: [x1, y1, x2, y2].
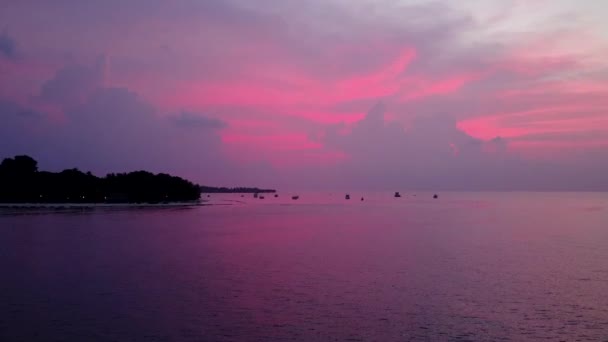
[1, 0, 607, 190]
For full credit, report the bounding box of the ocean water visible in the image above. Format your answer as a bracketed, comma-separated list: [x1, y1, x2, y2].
[1, 192, 608, 341]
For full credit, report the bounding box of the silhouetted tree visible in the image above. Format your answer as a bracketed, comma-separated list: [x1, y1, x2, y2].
[0, 155, 40, 202]
[0, 155, 38, 175]
[0, 155, 201, 203]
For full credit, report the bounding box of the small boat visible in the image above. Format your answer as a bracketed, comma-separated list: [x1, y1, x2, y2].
[292, 195, 299, 200]
[345, 194, 350, 200]
[433, 194, 438, 199]
[394, 192, 401, 198]
[274, 194, 278, 198]
[361, 197, 364, 201]
[259, 196, 265, 199]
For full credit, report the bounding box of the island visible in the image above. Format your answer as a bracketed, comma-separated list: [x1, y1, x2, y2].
[0, 155, 200, 204]
[199, 186, 276, 194]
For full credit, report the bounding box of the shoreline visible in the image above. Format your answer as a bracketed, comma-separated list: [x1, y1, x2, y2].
[0, 201, 205, 209]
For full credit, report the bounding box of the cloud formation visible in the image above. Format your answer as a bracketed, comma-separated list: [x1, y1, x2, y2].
[34, 56, 107, 110]
[1, 0, 607, 189]
[1, 59, 241, 186]
[0, 31, 17, 59]
[172, 112, 227, 130]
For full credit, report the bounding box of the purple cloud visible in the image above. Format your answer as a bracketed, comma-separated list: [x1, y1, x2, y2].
[1, 0, 607, 190]
[0, 31, 17, 60]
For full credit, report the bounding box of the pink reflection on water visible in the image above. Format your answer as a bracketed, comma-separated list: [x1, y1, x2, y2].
[1, 192, 608, 340]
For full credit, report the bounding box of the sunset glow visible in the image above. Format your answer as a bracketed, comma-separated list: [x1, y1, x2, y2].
[1, 0, 607, 189]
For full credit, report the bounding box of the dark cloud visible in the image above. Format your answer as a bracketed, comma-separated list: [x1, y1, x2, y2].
[16, 109, 42, 118]
[44, 85, 227, 179]
[0, 100, 21, 117]
[0, 31, 17, 59]
[318, 103, 608, 190]
[0, 100, 49, 158]
[1, 58, 271, 186]
[34, 56, 107, 109]
[172, 111, 227, 129]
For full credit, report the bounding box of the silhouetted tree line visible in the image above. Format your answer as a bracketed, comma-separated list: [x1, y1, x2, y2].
[199, 186, 276, 194]
[0, 155, 201, 203]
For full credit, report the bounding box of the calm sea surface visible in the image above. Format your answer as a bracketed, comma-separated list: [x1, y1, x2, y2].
[1, 192, 608, 341]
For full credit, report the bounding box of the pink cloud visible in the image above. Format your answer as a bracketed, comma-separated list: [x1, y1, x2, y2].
[2, 0, 608, 189]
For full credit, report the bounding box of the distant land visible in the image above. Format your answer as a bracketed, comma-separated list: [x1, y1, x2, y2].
[0, 155, 200, 204]
[199, 186, 276, 194]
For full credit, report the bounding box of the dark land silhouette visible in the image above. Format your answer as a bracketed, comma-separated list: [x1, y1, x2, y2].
[0, 155, 201, 203]
[200, 186, 276, 194]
